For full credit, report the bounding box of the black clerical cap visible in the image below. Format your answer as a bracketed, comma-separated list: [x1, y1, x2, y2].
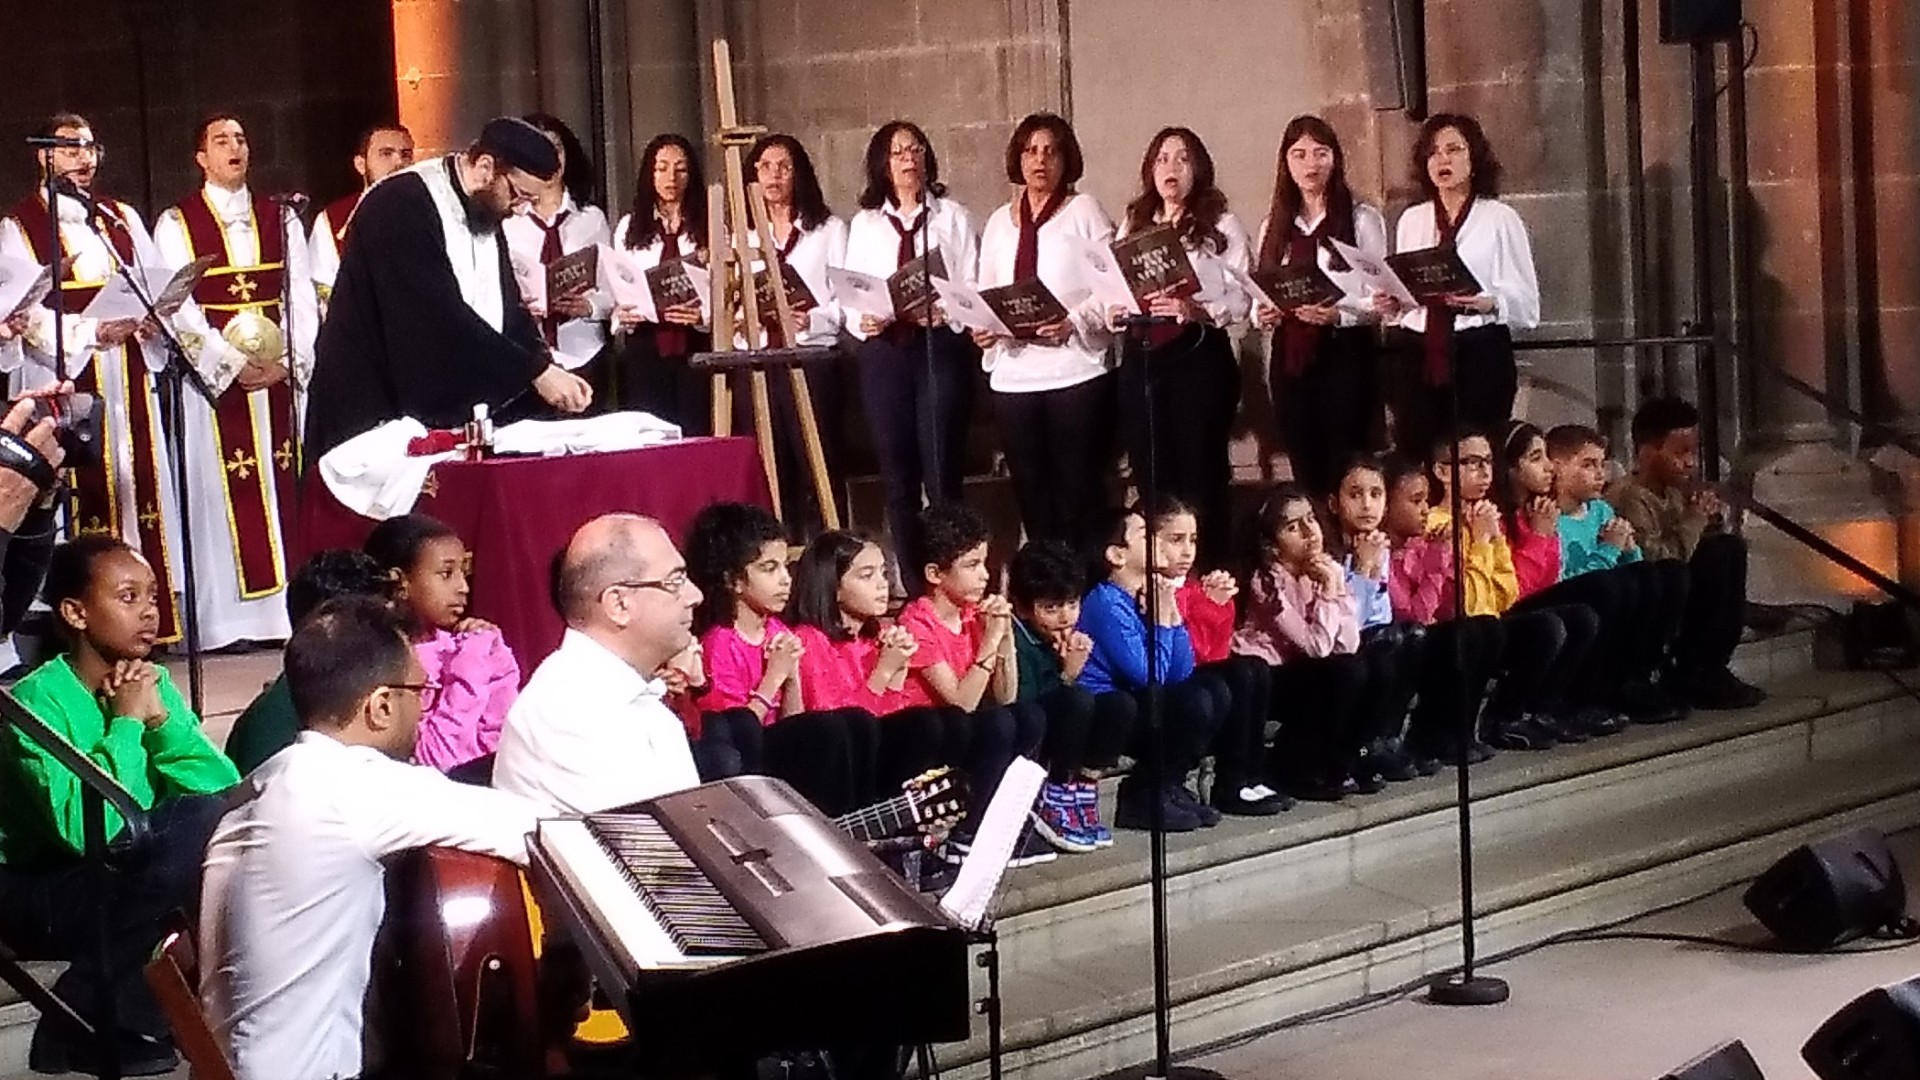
[476, 117, 560, 180]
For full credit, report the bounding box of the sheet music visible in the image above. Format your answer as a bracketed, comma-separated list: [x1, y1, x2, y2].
[929, 278, 1012, 338]
[683, 263, 712, 321]
[827, 266, 894, 319]
[510, 250, 546, 311]
[0, 257, 53, 321]
[1059, 235, 1139, 316]
[1327, 237, 1417, 309]
[939, 756, 1045, 931]
[597, 244, 654, 319]
[79, 266, 187, 323]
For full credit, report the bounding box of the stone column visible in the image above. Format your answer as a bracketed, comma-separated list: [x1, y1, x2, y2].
[391, 0, 543, 158]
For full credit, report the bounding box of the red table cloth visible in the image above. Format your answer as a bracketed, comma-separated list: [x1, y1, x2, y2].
[295, 437, 770, 670]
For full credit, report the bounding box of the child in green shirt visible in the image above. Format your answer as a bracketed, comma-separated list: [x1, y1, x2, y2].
[0, 535, 237, 1073]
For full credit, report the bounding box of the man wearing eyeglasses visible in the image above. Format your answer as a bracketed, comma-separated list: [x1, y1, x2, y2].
[304, 115, 594, 470]
[199, 594, 543, 1080]
[493, 512, 704, 814]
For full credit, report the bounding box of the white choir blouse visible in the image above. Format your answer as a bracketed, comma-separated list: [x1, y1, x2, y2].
[610, 213, 709, 330]
[1255, 202, 1391, 328]
[502, 195, 614, 368]
[1388, 197, 1540, 334]
[975, 191, 1115, 394]
[841, 195, 979, 342]
[735, 214, 849, 349]
[1116, 208, 1255, 328]
[199, 732, 542, 1080]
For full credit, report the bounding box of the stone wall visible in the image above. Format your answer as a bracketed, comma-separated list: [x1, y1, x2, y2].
[0, 0, 397, 219]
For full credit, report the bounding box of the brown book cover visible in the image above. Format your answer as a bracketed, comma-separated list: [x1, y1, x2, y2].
[1386, 247, 1483, 304]
[981, 279, 1070, 341]
[646, 259, 700, 313]
[546, 247, 598, 301]
[1253, 262, 1343, 310]
[886, 248, 948, 317]
[753, 261, 817, 314]
[1113, 225, 1200, 302]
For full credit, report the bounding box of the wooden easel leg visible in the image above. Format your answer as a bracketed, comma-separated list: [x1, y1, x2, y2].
[786, 367, 840, 530]
[749, 369, 782, 522]
[711, 371, 733, 436]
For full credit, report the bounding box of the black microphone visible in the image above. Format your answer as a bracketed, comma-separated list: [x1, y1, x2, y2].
[269, 192, 310, 212]
[25, 136, 90, 149]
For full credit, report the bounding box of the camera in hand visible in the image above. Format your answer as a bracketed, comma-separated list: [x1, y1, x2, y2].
[29, 392, 102, 466]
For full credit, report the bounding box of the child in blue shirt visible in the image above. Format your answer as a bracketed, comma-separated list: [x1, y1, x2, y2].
[1077, 505, 1225, 833]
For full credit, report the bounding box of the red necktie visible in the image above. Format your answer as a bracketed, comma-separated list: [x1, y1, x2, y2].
[536, 209, 570, 348]
[1421, 196, 1474, 387]
[885, 211, 927, 344]
[656, 229, 688, 358]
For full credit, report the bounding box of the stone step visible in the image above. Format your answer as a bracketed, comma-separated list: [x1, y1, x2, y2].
[943, 660, 1920, 1080]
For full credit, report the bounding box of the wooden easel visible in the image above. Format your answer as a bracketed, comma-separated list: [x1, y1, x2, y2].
[699, 38, 841, 529]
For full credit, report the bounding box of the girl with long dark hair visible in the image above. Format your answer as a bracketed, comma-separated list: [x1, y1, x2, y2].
[609, 133, 713, 428]
[1115, 127, 1250, 569]
[1253, 115, 1390, 497]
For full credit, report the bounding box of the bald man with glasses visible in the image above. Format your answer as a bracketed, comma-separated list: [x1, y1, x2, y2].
[492, 513, 705, 814]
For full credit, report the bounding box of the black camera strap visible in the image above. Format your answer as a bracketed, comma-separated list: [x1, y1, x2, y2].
[0, 430, 57, 492]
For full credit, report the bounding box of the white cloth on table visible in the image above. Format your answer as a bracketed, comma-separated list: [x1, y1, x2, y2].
[318, 412, 684, 520]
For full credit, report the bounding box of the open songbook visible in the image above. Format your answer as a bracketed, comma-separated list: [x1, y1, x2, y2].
[0, 257, 57, 322]
[78, 255, 216, 323]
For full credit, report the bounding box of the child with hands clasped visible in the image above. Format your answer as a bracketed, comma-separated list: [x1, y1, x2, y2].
[1230, 487, 1372, 802]
[686, 503, 877, 816]
[364, 514, 519, 780]
[1328, 456, 1429, 782]
[1151, 499, 1287, 817]
[898, 505, 1053, 866]
[1078, 505, 1225, 832]
[1008, 541, 1136, 852]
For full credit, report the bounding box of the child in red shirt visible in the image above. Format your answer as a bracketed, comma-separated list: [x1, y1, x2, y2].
[897, 504, 1052, 867]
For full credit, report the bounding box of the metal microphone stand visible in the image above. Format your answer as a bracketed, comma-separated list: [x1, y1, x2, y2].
[28, 150, 69, 385]
[86, 223, 216, 718]
[1425, 307, 1508, 1008]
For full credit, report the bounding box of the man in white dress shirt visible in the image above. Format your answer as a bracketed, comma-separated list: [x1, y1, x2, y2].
[493, 513, 703, 813]
[309, 123, 415, 316]
[199, 595, 543, 1080]
[151, 114, 319, 649]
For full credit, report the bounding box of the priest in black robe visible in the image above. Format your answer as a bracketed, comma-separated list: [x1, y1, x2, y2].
[304, 117, 594, 463]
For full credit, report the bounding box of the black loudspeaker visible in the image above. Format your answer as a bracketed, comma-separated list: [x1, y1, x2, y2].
[1804, 976, 1920, 1080]
[1742, 828, 1909, 951]
[1362, 0, 1426, 118]
[1660, 0, 1743, 43]
[1661, 1039, 1766, 1080]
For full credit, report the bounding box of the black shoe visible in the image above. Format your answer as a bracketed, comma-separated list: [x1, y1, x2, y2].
[1487, 714, 1560, 752]
[1369, 738, 1420, 782]
[1114, 780, 1203, 832]
[1536, 712, 1591, 744]
[1429, 738, 1496, 766]
[1689, 668, 1768, 710]
[1615, 679, 1686, 724]
[1413, 754, 1441, 776]
[1574, 705, 1630, 737]
[30, 1025, 179, 1077]
[1212, 785, 1288, 816]
[1170, 783, 1223, 827]
[1345, 772, 1388, 796]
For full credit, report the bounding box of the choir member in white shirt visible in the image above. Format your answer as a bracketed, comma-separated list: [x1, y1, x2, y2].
[974, 113, 1116, 549]
[152, 114, 319, 648]
[739, 134, 849, 533]
[1376, 112, 1541, 458]
[844, 120, 979, 586]
[504, 113, 613, 385]
[609, 134, 712, 430]
[309, 123, 414, 317]
[493, 513, 703, 813]
[1115, 127, 1251, 564]
[1252, 115, 1391, 496]
[199, 595, 543, 1080]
